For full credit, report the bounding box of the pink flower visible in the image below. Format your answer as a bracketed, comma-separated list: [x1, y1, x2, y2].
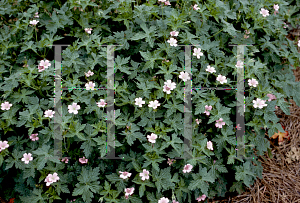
[84, 28, 93, 34]
[216, 74, 227, 84]
[193, 4, 200, 11]
[195, 119, 201, 125]
[34, 12, 39, 18]
[193, 48, 203, 59]
[70, 199, 76, 202]
[97, 99, 107, 107]
[1, 101, 12, 110]
[38, 65, 46, 72]
[167, 38, 178, 47]
[135, 97, 145, 107]
[147, 133, 158, 143]
[85, 70, 94, 77]
[167, 158, 175, 166]
[148, 100, 160, 109]
[164, 1, 171, 6]
[29, 20, 39, 25]
[39, 59, 51, 68]
[139, 169, 150, 181]
[235, 60, 244, 68]
[163, 80, 176, 94]
[273, 4, 279, 11]
[61, 157, 69, 163]
[207, 141, 213, 151]
[206, 65, 216, 73]
[260, 8, 269, 17]
[179, 71, 190, 82]
[45, 172, 60, 186]
[170, 31, 179, 37]
[85, 81, 95, 90]
[79, 157, 88, 164]
[124, 187, 134, 199]
[44, 109, 55, 118]
[244, 34, 249, 39]
[158, 197, 169, 203]
[248, 78, 258, 87]
[30, 133, 39, 141]
[215, 118, 225, 128]
[0, 141, 9, 152]
[183, 164, 193, 173]
[68, 102, 81, 114]
[253, 98, 268, 109]
[204, 105, 212, 115]
[119, 171, 132, 180]
[172, 200, 179, 203]
[267, 94, 277, 101]
[21, 153, 33, 164]
[196, 194, 207, 202]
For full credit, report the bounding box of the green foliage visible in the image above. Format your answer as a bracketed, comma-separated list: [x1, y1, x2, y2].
[0, 0, 300, 202]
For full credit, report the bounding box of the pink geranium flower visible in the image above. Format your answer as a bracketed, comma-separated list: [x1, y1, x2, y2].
[61, 157, 69, 163]
[235, 60, 244, 68]
[196, 194, 207, 202]
[119, 171, 132, 180]
[204, 105, 212, 115]
[124, 187, 134, 199]
[179, 71, 190, 82]
[0, 141, 9, 152]
[79, 157, 88, 164]
[158, 197, 169, 203]
[216, 74, 227, 84]
[45, 172, 60, 186]
[1, 101, 12, 110]
[183, 164, 193, 173]
[30, 133, 39, 141]
[170, 31, 179, 37]
[253, 98, 267, 109]
[44, 109, 55, 118]
[97, 99, 107, 107]
[167, 38, 178, 47]
[148, 100, 160, 109]
[193, 48, 203, 59]
[68, 102, 81, 114]
[248, 78, 258, 87]
[29, 20, 39, 25]
[85, 70, 94, 77]
[84, 28, 93, 34]
[215, 118, 225, 128]
[139, 169, 150, 181]
[206, 65, 216, 73]
[164, 1, 171, 5]
[193, 4, 200, 10]
[260, 8, 269, 17]
[147, 133, 158, 143]
[135, 97, 145, 107]
[21, 153, 33, 164]
[85, 81, 95, 90]
[207, 141, 213, 151]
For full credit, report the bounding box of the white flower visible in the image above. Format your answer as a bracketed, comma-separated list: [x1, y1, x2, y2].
[68, 102, 81, 114]
[216, 74, 227, 84]
[158, 0, 166, 2]
[179, 71, 190, 82]
[183, 164, 193, 173]
[206, 65, 216, 73]
[0, 141, 9, 151]
[170, 31, 179, 36]
[119, 171, 132, 180]
[163, 80, 176, 94]
[135, 97, 145, 107]
[97, 99, 107, 107]
[273, 4, 279, 11]
[193, 48, 203, 59]
[139, 169, 150, 181]
[253, 98, 268, 109]
[260, 8, 269, 17]
[235, 60, 244, 68]
[148, 100, 161, 109]
[167, 37, 178, 47]
[85, 81, 95, 90]
[44, 110, 55, 118]
[34, 12, 39, 18]
[298, 40, 300, 47]
[248, 78, 258, 87]
[30, 20, 39, 25]
[85, 70, 94, 77]
[21, 153, 33, 164]
[193, 4, 200, 11]
[1, 101, 12, 110]
[158, 197, 170, 203]
[84, 28, 93, 34]
[147, 133, 158, 143]
[207, 141, 213, 150]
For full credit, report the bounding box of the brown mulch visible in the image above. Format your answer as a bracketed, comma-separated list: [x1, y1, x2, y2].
[210, 25, 300, 203]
